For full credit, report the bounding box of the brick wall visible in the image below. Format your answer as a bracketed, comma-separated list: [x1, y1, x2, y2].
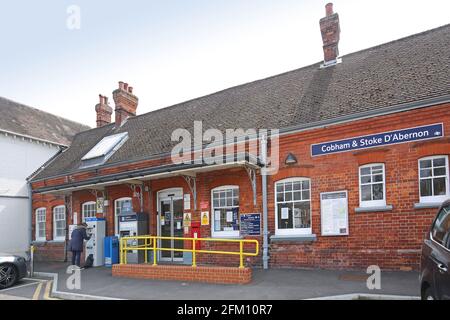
[33, 241, 66, 262]
[112, 264, 252, 284]
[32, 103, 450, 270]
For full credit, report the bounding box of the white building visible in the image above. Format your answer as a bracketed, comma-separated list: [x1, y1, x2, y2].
[0, 97, 89, 257]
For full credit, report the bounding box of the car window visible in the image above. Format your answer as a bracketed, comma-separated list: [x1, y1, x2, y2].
[432, 204, 450, 249]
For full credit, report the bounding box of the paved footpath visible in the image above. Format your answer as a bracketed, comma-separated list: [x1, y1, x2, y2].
[7, 262, 419, 300]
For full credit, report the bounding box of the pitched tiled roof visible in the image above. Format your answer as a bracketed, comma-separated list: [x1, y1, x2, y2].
[0, 97, 90, 146]
[32, 24, 450, 181]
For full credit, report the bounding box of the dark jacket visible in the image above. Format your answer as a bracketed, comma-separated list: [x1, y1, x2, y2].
[69, 226, 91, 252]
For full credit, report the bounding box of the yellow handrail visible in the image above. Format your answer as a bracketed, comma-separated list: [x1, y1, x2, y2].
[119, 235, 259, 269]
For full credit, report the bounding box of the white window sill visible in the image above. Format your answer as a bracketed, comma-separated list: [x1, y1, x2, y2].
[49, 240, 66, 243]
[355, 205, 393, 213]
[414, 202, 444, 209]
[32, 240, 47, 244]
[211, 234, 243, 239]
[270, 234, 317, 243]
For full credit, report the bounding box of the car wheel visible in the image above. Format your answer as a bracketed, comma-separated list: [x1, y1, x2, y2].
[422, 286, 436, 300]
[0, 263, 18, 289]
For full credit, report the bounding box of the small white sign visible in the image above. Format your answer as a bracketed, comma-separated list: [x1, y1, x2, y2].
[281, 207, 289, 220]
[73, 212, 78, 225]
[184, 194, 191, 210]
[96, 197, 104, 214]
[226, 211, 233, 223]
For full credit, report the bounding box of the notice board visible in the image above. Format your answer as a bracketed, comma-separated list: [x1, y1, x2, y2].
[320, 191, 349, 236]
[240, 213, 261, 236]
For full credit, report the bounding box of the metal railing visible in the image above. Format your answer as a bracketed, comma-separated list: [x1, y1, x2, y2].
[119, 236, 259, 269]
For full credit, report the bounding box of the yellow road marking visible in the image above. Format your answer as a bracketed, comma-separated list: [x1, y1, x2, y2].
[32, 282, 43, 300]
[43, 280, 59, 300]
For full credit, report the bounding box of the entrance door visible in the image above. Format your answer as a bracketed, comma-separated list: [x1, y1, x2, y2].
[158, 190, 184, 263]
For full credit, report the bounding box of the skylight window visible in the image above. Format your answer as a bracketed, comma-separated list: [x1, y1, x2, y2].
[80, 132, 128, 168]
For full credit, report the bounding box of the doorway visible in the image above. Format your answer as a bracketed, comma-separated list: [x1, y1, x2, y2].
[157, 188, 184, 263]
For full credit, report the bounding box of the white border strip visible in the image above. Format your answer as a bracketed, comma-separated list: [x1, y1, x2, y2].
[34, 272, 124, 300]
[307, 293, 420, 300]
[310, 122, 444, 157]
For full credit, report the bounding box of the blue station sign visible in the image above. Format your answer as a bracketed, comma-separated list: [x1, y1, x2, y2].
[311, 123, 444, 157]
[240, 213, 261, 236]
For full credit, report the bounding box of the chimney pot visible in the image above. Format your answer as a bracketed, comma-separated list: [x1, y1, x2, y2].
[113, 81, 138, 126]
[320, 3, 341, 65]
[95, 94, 113, 128]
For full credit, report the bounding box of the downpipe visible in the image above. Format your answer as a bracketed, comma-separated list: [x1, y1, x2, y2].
[260, 135, 269, 270]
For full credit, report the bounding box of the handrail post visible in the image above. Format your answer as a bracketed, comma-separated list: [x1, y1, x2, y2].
[124, 238, 128, 265]
[192, 238, 197, 268]
[152, 237, 157, 266]
[239, 241, 244, 269]
[144, 238, 148, 263]
[119, 238, 123, 265]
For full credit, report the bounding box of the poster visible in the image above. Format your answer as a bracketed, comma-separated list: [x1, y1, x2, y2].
[184, 194, 191, 210]
[281, 207, 289, 220]
[214, 211, 221, 231]
[96, 197, 104, 214]
[201, 211, 210, 226]
[320, 191, 349, 236]
[183, 213, 192, 227]
[226, 211, 233, 223]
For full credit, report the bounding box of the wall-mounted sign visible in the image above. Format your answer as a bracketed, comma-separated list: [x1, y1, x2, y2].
[183, 213, 192, 227]
[201, 211, 210, 226]
[184, 194, 191, 210]
[311, 123, 444, 157]
[240, 213, 261, 236]
[96, 197, 104, 214]
[200, 201, 209, 210]
[320, 191, 349, 236]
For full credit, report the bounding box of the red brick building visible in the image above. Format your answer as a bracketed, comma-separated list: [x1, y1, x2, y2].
[30, 5, 450, 271]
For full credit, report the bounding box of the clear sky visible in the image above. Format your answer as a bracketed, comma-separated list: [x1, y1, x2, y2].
[1, 0, 449, 127]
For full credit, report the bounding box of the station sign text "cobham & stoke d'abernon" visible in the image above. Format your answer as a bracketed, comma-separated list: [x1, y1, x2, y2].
[311, 123, 444, 157]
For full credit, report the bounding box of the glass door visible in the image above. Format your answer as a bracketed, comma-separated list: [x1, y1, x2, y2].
[172, 199, 184, 260]
[159, 193, 184, 263]
[160, 199, 172, 261]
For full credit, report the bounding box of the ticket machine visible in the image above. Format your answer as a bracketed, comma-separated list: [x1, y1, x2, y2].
[85, 218, 106, 267]
[118, 212, 148, 264]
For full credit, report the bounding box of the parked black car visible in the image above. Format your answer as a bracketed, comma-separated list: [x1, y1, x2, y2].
[420, 199, 450, 300]
[0, 253, 28, 289]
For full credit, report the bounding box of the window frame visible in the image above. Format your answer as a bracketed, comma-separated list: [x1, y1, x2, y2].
[418, 155, 449, 204]
[53, 205, 66, 242]
[35, 208, 47, 242]
[430, 203, 450, 252]
[274, 177, 312, 236]
[114, 197, 132, 236]
[359, 163, 387, 208]
[82, 201, 97, 223]
[211, 185, 240, 238]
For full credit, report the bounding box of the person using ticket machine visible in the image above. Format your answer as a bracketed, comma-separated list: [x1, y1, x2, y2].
[69, 223, 91, 267]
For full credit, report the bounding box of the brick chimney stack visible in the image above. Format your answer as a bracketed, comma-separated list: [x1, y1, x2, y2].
[320, 3, 341, 65]
[113, 81, 138, 125]
[95, 94, 113, 128]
